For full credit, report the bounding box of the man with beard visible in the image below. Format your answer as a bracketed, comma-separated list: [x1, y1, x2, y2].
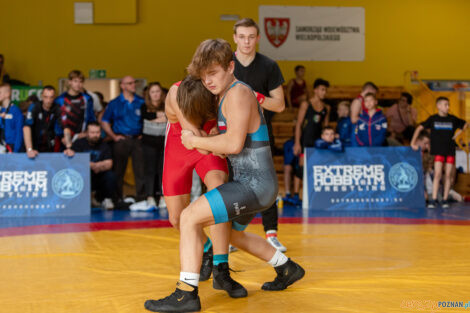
[71, 121, 117, 210]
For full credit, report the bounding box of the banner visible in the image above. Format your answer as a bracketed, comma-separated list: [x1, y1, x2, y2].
[304, 147, 425, 210]
[11, 86, 43, 106]
[259, 5, 365, 61]
[0, 153, 90, 217]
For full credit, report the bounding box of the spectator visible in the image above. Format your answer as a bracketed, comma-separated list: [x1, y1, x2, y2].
[71, 122, 117, 210]
[315, 126, 343, 152]
[54, 70, 96, 157]
[282, 137, 302, 206]
[101, 75, 146, 202]
[386, 92, 417, 143]
[23, 85, 62, 158]
[411, 96, 468, 209]
[294, 78, 330, 156]
[0, 54, 10, 84]
[336, 100, 353, 147]
[351, 93, 387, 147]
[82, 87, 103, 115]
[286, 65, 307, 108]
[132, 82, 167, 211]
[0, 83, 23, 153]
[350, 81, 378, 118]
[19, 94, 40, 115]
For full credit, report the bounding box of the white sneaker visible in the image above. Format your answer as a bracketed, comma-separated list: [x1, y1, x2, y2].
[147, 197, 157, 209]
[266, 231, 287, 252]
[124, 196, 136, 204]
[102, 198, 114, 210]
[158, 197, 166, 208]
[129, 200, 154, 211]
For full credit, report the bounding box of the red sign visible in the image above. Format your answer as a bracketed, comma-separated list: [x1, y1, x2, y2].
[264, 18, 290, 48]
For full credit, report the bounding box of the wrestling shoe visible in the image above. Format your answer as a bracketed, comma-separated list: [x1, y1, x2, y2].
[262, 259, 305, 291]
[213, 262, 248, 298]
[266, 230, 287, 252]
[199, 247, 213, 281]
[144, 281, 201, 312]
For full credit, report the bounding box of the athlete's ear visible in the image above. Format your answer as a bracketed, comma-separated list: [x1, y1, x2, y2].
[228, 61, 235, 74]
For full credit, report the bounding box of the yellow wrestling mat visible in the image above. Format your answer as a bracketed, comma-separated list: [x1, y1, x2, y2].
[0, 223, 469, 313]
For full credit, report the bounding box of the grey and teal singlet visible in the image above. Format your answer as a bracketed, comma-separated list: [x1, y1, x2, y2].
[204, 81, 278, 230]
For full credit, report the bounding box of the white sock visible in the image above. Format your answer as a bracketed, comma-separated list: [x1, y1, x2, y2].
[179, 272, 200, 287]
[267, 249, 288, 267]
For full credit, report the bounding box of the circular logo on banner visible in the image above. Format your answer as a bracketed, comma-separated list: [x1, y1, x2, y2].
[52, 169, 84, 199]
[389, 162, 418, 192]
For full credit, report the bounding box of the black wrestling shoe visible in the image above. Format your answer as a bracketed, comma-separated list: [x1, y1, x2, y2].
[213, 262, 248, 298]
[199, 247, 213, 281]
[144, 281, 201, 312]
[262, 259, 305, 291]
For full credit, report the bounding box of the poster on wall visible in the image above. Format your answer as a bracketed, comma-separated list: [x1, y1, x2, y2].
[259, 5, 365, 61]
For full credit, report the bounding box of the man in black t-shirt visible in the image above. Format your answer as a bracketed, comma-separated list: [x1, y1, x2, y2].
[411, 96, 467, 209]
[72, 122, 117, 210]
[23, 85, 62, 158]
[232, 18, 287, 252]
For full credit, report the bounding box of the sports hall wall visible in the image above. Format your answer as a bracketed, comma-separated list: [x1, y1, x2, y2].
[2, 0, 470, 89]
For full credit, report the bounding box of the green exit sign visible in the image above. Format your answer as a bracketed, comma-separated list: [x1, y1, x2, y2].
[89, 69, 107, 79]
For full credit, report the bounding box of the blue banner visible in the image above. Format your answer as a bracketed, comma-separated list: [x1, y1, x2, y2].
[0, 153, 90, 216]
[305, 147, 425, 210]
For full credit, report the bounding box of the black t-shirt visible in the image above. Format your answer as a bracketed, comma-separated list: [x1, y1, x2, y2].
[421, 114, 466, 156]
[302, 104, 327, 147]
[233, 52, 284, 146]
[24, 102, 62, 152]
[72, 138, 112, 163]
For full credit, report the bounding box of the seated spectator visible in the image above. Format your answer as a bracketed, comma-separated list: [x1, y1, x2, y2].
[71, 122, 117, 210]
[0, 54, 10, 84]
[351, 93, 387, 147]
[23, 85, 62, 158]
[0, 83, 23, 153]
[101, 75, 145, 202]
[54, 70, 96, 157]
[336, 100, 353, 147]
[315, 127, 343, 152]
[286, 65, 307, 108]
[294, 78, 331, 156]
[282, 138, 302, 206]
[350, 81, 379, 118]
[386, 92, 417, 143]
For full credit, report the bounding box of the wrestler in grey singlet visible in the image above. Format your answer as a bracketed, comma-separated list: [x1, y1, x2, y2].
[204, 81, 278, 231]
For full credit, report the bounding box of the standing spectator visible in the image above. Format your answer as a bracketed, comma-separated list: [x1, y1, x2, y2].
[286, 65, 307, 108]
[294, 78, 331, 156]
[54, 70, 95, 157]
[23, 85, 62, 158]
[71, 122, 117, 210]
[411, 96, 467, 209]
[282, 137, 302, 206]
[336, 100, 353, 147]
[132, 82, 167, 211]
[386, 92, 417, 143]
[0, 54, 10, 84]
[101, 75, 146, 202]
[232, 18, 286, 252]
[350, 81, 379, 118]
[351, 93, 387, 147]
[82, 87, 103, 115]
[0, 83, 23, 152]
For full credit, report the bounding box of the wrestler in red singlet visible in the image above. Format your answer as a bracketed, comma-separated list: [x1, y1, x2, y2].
[162, 81, 228, 196]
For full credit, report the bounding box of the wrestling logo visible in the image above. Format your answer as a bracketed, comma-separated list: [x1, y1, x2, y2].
[389, 162, 418, 192]
[52, 169, 84, 199]
[265, 18, 290, 48]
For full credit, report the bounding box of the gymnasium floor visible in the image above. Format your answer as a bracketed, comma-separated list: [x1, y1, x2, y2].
[1, 204, 470, 313]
